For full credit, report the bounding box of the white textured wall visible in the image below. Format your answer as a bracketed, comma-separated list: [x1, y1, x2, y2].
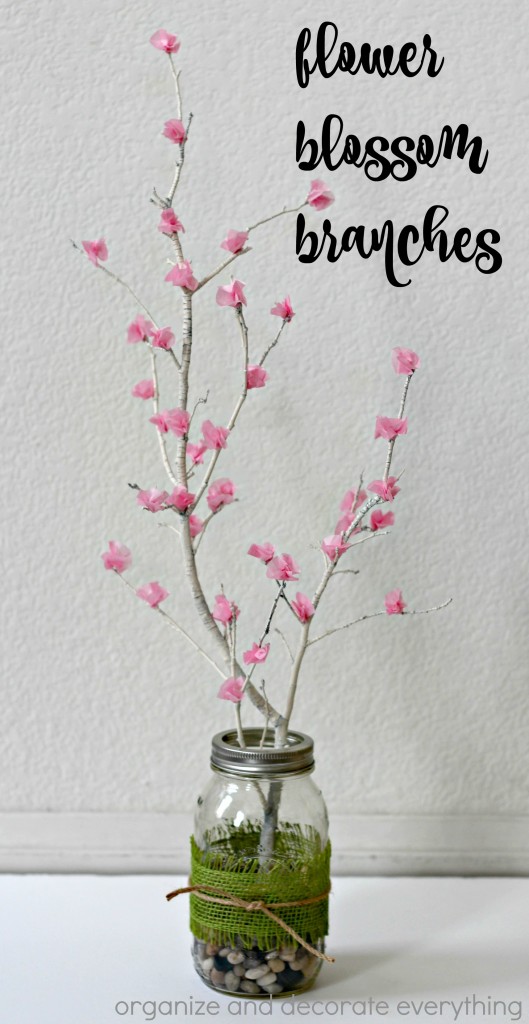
[2, 0, 528, 822]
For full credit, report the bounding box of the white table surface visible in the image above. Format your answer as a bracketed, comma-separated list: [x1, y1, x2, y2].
[2, 876, 528, 1024]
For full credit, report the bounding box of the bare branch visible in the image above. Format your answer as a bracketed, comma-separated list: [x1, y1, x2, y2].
[195, 248, 252, 292]
[309, 598, 453, 648]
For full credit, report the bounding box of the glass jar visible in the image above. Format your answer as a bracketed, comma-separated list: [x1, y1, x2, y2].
[190, 728, 330, 997]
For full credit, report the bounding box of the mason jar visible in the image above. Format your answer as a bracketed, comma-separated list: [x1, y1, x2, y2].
[189, 728, 331, 997]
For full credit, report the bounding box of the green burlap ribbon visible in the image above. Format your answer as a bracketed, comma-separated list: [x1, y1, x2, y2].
[166, 826, 333, 961]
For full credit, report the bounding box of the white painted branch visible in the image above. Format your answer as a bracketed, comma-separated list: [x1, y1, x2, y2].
[195, 248, 252, 292]
[247, 201, 308, 233]
[309, 599, 453, 648]
[72, 241, 159, 327]
[149, 345, 179, 487]
[259, 320, 287, 367]
[383, 372, 413, 482]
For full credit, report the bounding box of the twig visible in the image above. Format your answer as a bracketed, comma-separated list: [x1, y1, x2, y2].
[275, 627, 294, 663]
[247, 202, 308, 233]
[259, 681, 271, 747]
[259, 320, 287, 367]
[149, 344, 179, 487]
[242, 583, 286, 695]
[384, 373, 413, 482]
[72, 241, 159, 326]
[195, 249, 252, 292]
[308, 599, 453, 648]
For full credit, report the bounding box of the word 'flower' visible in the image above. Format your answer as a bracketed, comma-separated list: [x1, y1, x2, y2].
[202, 420, 229, 450]
[374, 417, 408, 441]
[221, 230, 248, 254]
[218, 677, 244, 703]
[212, 594, 239, 625]
[101, 541, 132, 574]
[321, 535, 350, 561]
[165, 261, 198, 291]
[187, 442, 207, 465]
[292, 592, 315, 623]
[162, 119, 186, 145]
[158, 209, 185, 235]
[137, 489, 168, 512]
[370, 510, 395, 532]
[392, 348, 420, 375]
[137, 581, 169, 607]
[167, 486, 195, 512]
[243, 643, 270, 665]
[306, 179, 334, 210]
[271, 296, 295, 321]
[207, 478, 235, 512]
[216, 280, 247, 308]
[248, 542, 275, 564]
[368, 477, 400, 502]
[151, 327, 175, 350]
[127, 315, 153, 344]
[82, 239, 108, 266]
[247, 365, 268, 390]
[266, 554, 300, 582]
[131, 379, 155, 400]
[385, 589, 406, 615]
[150, 29, 180, 54]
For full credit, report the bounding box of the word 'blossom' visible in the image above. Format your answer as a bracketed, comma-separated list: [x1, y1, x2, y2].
[202, 420, 229, 450]
[292, 592, 315, 623]
[165, 261, 198, 291]
[82, 239, 108, 266]
[306, 179, 334, 210]
[136, 581, 169, 607]
[101, 541, 132, 574]
[243, 643, 270, 665]
[270, 296, 295, 321]
[248, 542, 275, 564]
[162, 119, 186, 145]
[385, 589, 406, 615]
[137, 489, 168, 512]
[207, 478, 235, 512]
[368, 477, 400, 502]
[131, 379, 155, 400]
[216, 280, 247, 308]
[158, 209, 185, 235]
[150, 29, 180, 54]
[212, 594, 239, 625]
[247, 365, 268, 390]
[321, 535, 350, 560]
[127, 315, 153, 344]
[374, 416, 408, 441]
[370, 510, 395, 532]
[218, 677, 244, 703]
[151, 327, 175, 350]
[267, 554, 300, 582]
[221, 230, 248, 254]
[392, 347, 420, 375]
[167, 486, 195, 512]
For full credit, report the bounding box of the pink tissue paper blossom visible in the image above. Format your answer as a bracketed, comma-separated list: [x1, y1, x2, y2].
[136, 581, 169, 607]
[270, 296, 295, 321]
[292, 592, 315, 623]
[82, 239, 108, 266]
[151, 327, 175, 350]
[162, 119, 187, 145]
[218, 676, 244, 703]
[149, 412, 171, 433]
[246, 365, 269, 390]
[158, 209, 185, 235]
[266, 553, 300, 582]
[101, 541, 132, 574]
[150, 29, 181, 54]
[306, 179, 334, 210]
[221, 230, 249, 254]
[207, 478, 235, 512]
[212, 594, 240, 625]
[321, 535, 351, 561]
[127, 315, 153, 344]
[189, 514, 204, 538]
[340, 488, 367, 513]
[334, 512, 361, 535]
[243, 643, 270, 665]
[166, 486, 195, 512]
[165, 261, 198, 291]
[216, 280, 247, 308]
[137, 488, 169, 512]
[166, 408, 191, 437]
[248, 542, 275, 564]
[131, 379, 155, 400]
[370, 510, 395, 532]
[374, 416, 408, 441]
[368, 477, 400, 502]
[201, 420, 229, 450]
[187, 442, 207, 465]
[392, 347, 420, 375]
[385, 589, 407, 615]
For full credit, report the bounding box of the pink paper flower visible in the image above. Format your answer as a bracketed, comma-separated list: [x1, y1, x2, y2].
[370, 510, 395, 531]
[221, 230, 249, 254]
[335, 511, 354, 534]
[150, 29, 181, 54]
[158, 209, 185, 235]
[374, 417, 408, 441]
[136, 581, 169, 607]
[321, 535, 351, 561]
[149, 412, 171, 433]
[218, 676, 245, 703]
[243, 643, 270, 665]
[165, 261, 198, 291]
[82, 238, 108, 266]
[216, 280, 247, 308]
[187, 442, 207, 465]
[306, 179, 334, 210]
[101, 541, 132, 573]
[201, 420, 229, 450]
[248, 542, 275, 564]
[151, 327, 175, 350]
[189, 514, 204, 539]
[385, 588, 406, 615]
[127, 315, 153, 344]
[207, 478, 235, 512]
[131, 379, 155, 400]
[166, 408, 191, 437]
[166, 485, 195, 512]
[392, 347, 420, 375]
[246, 365, 269, 390]
[137, 488, 169, 512]
[212, 594, 239, 625]
[340, 488, 367, 513]
[270, 296, 295, 321]
[368, 477, 400, 502]
[162, 119, 187, 145]
[266, 554, 300, 582]
[292, 592, 315, 623]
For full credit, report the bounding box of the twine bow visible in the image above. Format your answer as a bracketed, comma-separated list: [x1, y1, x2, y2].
[166, 882, 335, 963]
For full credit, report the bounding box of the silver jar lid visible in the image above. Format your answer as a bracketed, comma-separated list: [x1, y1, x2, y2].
[210, 729, 314, 778]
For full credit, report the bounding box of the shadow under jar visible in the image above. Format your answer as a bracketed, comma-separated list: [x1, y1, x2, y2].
[190, 729, 331, 997]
